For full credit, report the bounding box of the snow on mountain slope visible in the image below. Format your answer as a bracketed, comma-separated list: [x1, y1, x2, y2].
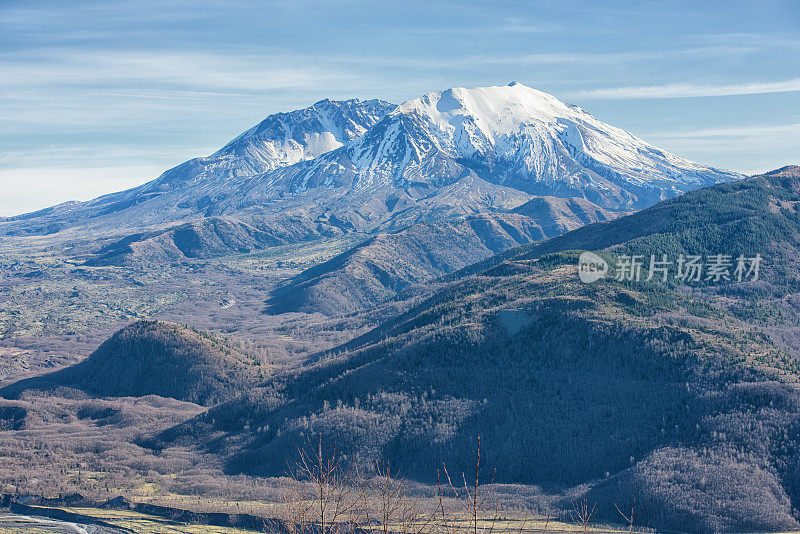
[400, 82, 711, 179]
[151, 98, 395, 187]
[270, 82, 740, 211]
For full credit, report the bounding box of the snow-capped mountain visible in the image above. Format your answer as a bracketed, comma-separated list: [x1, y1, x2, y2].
[0, 83, 740, 241]
[265, 82, 739, 211]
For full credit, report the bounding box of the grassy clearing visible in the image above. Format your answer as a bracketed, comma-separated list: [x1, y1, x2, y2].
[38, 506, 259, 534]
[134, 493, 280, 517]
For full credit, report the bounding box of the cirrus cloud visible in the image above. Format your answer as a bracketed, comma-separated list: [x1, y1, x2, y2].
[565, 78, 800, 100]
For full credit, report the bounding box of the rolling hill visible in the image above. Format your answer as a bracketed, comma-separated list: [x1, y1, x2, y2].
[0, 320, 264, 406]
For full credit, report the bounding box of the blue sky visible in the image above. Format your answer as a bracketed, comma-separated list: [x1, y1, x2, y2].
[1, 0, 799, 216]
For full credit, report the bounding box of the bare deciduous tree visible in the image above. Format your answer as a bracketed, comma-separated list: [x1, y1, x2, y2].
[614, 498, 636, 534]
[438, 436, 527, 534]
[369, 459, 409, 534]
[278, 473, 311, 534]
[570, 497, 596, 534]
[283, 434, 360, 534]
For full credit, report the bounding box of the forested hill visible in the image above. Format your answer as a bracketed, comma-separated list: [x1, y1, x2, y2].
[476, 165, 800, 281]
[0, 321, 265, 406]
[151, 167, 800, 534]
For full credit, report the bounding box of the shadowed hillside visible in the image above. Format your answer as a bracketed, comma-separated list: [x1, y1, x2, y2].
[266, 198, 622, 315]
[0, 320, 265, 406]
[158, 253, 800, 532]
[83, 214, 363, 266]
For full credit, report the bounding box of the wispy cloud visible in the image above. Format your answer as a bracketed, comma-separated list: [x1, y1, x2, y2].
[0, 44, 759, 93]
[0, 49, 384, 129]
[684, 32, 800, 50]
[328, 44, 760, 71]
[398, 19, 560, 36]
[648, 122, 800, 139]
[0, 49, 350, 92]
[566, 79, 800, 100]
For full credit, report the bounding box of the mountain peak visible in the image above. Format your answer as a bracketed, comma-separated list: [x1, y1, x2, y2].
[395, 83, 580, 146]
[147, 97, 396, 187]
[217, 97, 395, 161]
